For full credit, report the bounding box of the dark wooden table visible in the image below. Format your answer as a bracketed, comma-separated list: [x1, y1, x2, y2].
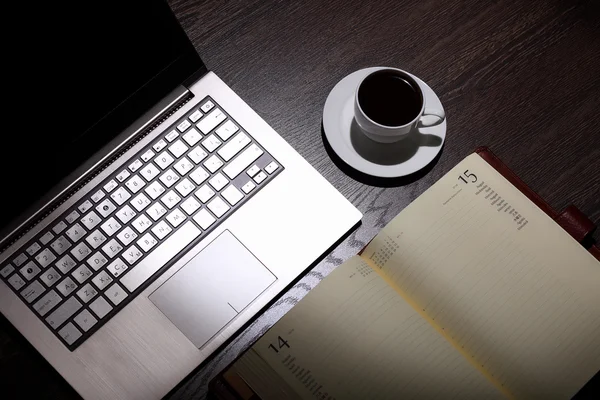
[2, 0, 599, 398]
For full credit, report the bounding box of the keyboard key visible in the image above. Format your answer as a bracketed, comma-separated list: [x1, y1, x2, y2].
[65, 223, 86, 243]
[141, 149, 155, 162]
[47, 297, 82, 329]
[166, 208, 186, 228]
[175, 178, 195, 197]
[128, 159, 143, 173]
[195, 185, 215, 203]
[165, 130, 179, 142]
[35, 248, 56, 268]
[168, 140, 188, 158]
[222, 185, 244, 206]
[13, 253, 28, 267]
[91, 189, 105, 203]
[8, 274, 26, 290]
[20, 261, 41, 280]
[207, 196, 230, 218]
[92, 270, 114, 291]
[174, 157, 194, 176]
[188, 146, 208, 164]
[218, 132, 250, 161]
[197, 108, 225, 134]
[189, 109, 203, 123]
[155, 151, 175, 170]
[209, 173, 229, 191]
[123, 245, 143, 265]
[223, 144, 263, 179]
[26, 242, 41, 256]
[200, 100, 215, 113]
[151, 221, 172, 240]
[177, 119, 191, 132]
[132, 214, 153, 232]
[140, 163, 160, 182]
[159, 169, 180, 188]
[50, 235, 71, 255]
[153, 139, 167, 152]
[76, 283, 98, 303]
[161, 190, 182, 209]
[203, 155, 223, 173]
[56, 255, 77, 274]
[110, 187, 131, 206]
[1, 264, 14, 277]
[100, 217, 122, 236]
[57, 277, 78, 296]
[21, 280, 45, 302]
[81, 211, 102, 231]
[215, 120, 239, 141]
[58, 322, 82, 344]
[102, 239, 123, 258]
[70, 242, 91, 262]
[116, 205, 136, 224]
[137, 233, 158, 252]
[183, 128, 202, 146]
[85, 230, 107, 249]
[193, 209, 216, 230]
[89, 296, 113, 319]
[145, 181, 166, 200]
[52, 221, 68, 234]
[65, 210, 80, 224]
[87, 252, 108, 271]
[241, 180, 256, 194]
[72, 265, 93, 284]
[201, 134, 222, 153]
[74, 309, 98, 332]
[146, 203, 167, 221]
[252, 170, 268, 184]
[96, 198, 116, 218]
[116, 169, 131, 182]
[103, 179, 118, 193]
[265, 161, 279, 174]
[125, 175, 146, 194]
[78, 200, 93, 214]
[116, 226, 138, 246]
[33, 290, 61, 316]
[189, 167, 210, 185]
[120, 221, 201, 292]
[180, 197, 201, 215]
[39, 232, 54, 245]
[40, 267, 61, 287]
[105, 283, 128, 305]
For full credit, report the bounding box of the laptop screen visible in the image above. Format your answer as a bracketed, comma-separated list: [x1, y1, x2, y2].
[3, 0, 203, 237]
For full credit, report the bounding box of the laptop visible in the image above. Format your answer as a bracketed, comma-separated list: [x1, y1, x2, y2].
[0, 1, 361, 398]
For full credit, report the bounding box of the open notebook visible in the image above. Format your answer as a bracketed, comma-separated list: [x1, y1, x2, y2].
[211, 151, 600, 399]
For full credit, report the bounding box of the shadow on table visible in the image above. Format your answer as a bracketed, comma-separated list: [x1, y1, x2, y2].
[321, 121, 444, 187]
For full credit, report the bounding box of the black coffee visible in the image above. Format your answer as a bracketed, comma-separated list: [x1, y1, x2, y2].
[357, 70, 423, 127]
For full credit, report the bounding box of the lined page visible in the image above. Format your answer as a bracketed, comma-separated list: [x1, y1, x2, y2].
[363, 153, 600, 399]
[251, 256, 503, 400]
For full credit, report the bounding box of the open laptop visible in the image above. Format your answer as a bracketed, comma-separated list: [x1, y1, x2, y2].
[0, 0, 361, 398]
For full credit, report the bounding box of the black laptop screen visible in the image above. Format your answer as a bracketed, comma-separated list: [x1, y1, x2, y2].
[4, 0, 203, 236]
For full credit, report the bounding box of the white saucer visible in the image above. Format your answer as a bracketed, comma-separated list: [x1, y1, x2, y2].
[323, 67, 446, 178]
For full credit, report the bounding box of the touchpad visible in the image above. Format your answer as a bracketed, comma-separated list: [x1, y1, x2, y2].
[149, 230, 276, 349]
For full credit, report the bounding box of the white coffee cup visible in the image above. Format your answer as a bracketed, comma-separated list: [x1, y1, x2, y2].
[354, 68, 445, 143]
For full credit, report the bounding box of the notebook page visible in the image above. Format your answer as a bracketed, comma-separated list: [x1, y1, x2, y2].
[250, 256, 503, 400]
[363, 153, 600, 399]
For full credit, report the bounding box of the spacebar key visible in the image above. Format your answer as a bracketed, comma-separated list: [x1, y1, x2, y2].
[120, 221, 201, 292]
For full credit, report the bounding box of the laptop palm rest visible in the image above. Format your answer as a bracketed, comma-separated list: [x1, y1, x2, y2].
[149, 230, 276, 348]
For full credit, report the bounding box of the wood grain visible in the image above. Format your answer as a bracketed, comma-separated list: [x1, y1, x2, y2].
[2, 0, 599, 398]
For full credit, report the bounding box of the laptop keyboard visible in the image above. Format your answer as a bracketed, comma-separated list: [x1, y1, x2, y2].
[0, 97, 282, 350]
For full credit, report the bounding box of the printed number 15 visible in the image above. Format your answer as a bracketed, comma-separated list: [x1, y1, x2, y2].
[458, 169, 477, 184]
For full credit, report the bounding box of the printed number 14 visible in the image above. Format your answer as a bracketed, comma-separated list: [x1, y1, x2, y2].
[268, 336, 290, 353]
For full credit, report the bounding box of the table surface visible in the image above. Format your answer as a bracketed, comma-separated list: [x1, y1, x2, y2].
[2, 0, 599, 398]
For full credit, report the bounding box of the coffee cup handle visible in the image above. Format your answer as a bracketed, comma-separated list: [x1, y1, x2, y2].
[419, 108, 446, 127]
